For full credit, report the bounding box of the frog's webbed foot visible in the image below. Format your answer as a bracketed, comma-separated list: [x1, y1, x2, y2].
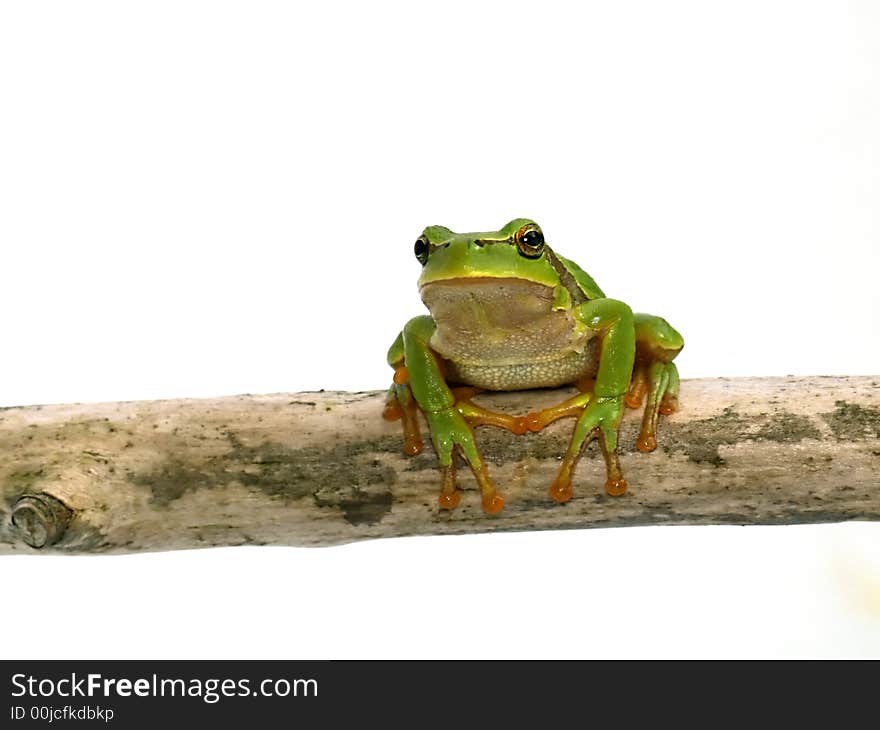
[437, 463, 461, 510]
[549, 395, 628, 503]
[383, 368, 424, 456]
[428, 406, 504, 514]
[629, 313, 684, 453]
[634, 361, 680, 453]
[624, 364, 649, 410]
[433, 387, 526, 513]
[437, 461, 503, 514]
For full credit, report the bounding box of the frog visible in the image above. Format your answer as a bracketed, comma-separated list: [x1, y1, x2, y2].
[383, 218, 683, 514]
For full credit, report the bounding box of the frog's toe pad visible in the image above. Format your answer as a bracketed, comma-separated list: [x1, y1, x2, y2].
[604, 477, 628, 497]
[392, 366, 410, 385]
[659, 397, 679, 416]
[636, 434, 657, 453]
[404, 437, 424, 456]
[524, 412, 545, 433]
[382, 402, 403, 421]
[481, 494, 505, 514]
[438, 490, 462, 510]
[549, 480, 573, 504]
[624, 393, 644, 409]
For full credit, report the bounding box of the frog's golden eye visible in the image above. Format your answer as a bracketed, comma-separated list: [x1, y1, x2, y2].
[414, 236, 430, 265]
[515, 225, 545, 258]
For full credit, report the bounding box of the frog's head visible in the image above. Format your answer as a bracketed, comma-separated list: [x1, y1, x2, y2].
[414, 218, 561, 290]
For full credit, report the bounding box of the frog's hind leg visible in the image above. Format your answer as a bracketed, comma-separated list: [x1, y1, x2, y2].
[451, 386, 528, 435]
[383, 381, 424, 456]
[523, 376, 595, 432]
[383, 331, 424, 456]
[624, 363, 649, 409]
[659, 362, 680, 415]
[637, 361, 678, 452]
[632, 313, 684, 453]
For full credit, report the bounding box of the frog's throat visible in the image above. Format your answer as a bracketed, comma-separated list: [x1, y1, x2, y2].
[419, 277, 592, 376]
[419, 277, 560, 320]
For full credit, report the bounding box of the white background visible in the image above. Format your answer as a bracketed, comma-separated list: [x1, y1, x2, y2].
[1, 1, 878, 658]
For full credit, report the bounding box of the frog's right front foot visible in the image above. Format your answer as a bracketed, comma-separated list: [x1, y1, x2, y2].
[427, 406, 504, 514]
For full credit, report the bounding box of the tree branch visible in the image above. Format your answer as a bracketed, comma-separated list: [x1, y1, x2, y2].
[1, 376, 878, 554]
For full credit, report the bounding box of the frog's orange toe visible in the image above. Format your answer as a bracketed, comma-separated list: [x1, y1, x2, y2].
[392, 366, 410, 385]
[549, 480, 573, 504]
[624, 393, 643, 409]
[636, 434, 657, 453]
[403, 437, 424, 456]
[481, 494, 505, 514]
[604, 477, 628, 497]
[438, 490, 461, 510]
[382, 402, 403, 421]
[659, 399, 678, 416]
[510, 417, 529, 436]
[524, 412, 545, 433]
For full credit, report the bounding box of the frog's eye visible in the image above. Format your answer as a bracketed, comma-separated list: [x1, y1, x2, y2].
[515, 226, 545, 258]
[414, 236, 430, 265]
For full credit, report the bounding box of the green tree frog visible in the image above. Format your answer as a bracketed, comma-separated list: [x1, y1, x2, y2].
[383, 219, 683, 514]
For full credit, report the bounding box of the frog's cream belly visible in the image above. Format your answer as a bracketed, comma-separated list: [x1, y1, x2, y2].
[420, 277, 598, 391]
[444, 344, 599, 391]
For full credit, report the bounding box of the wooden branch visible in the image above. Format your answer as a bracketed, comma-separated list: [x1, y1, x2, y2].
[1, 376, 878, 554]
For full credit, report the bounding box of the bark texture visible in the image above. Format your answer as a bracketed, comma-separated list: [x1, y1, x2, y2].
[0, 376, 878, 554]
